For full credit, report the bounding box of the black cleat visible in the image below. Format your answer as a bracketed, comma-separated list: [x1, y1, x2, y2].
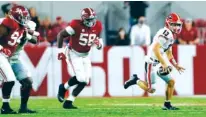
[57, 84, 66, 103]
[1, 108, 17, 114]
[162, 106, 179, 110]
[124, 74, 139, 89]
[18, 108, 37, 114]
[63, 100, 78, 109]
[162, 102, 179, 110]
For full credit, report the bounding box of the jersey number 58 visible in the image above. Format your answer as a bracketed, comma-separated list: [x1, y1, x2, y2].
[79, 33, 96, 46]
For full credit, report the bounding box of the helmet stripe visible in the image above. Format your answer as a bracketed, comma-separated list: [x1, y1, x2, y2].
[88, 8, 93, 15]
[174, 13, 180, 21]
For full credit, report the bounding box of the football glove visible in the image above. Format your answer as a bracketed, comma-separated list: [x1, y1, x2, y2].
[93, 37, 103, 49]
[58, 53, 66, 60]
[0, 45, 11, 57]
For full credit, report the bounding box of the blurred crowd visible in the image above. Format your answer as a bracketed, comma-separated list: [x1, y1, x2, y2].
[1, 2, 206, 47]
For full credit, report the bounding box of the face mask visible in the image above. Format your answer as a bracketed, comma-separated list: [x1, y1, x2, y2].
[84, 18, 96, 27]
[139, 20, 145, 25]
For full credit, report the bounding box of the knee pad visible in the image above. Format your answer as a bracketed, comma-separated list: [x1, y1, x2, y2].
[19, 77, 33, 89]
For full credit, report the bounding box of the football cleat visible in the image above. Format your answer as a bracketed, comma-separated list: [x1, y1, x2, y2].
[63, 100, 78, 109]
[124, 74, 139, 89]
[162, 106, 179, 110]
[1, 108, 17, 114]
[162, 102, 179, 110]
[18, 108, 37, 114]
[57, 84, 66, 103]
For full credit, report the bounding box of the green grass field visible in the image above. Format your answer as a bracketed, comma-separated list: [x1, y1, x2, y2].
[2, 97, 206, 117]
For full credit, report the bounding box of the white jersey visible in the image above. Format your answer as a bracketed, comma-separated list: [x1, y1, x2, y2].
[146, 27, 175, 64]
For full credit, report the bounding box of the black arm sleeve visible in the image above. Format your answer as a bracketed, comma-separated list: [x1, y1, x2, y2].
[57, 29, 70, 48]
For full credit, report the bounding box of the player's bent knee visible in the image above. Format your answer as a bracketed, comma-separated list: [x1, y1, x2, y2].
[168, 79, 175, 87]
[19, 77, 33, 89]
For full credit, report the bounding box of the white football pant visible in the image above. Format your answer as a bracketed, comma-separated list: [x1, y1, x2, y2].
[65, 47, 91, 84]
[0, 53, 16, 82]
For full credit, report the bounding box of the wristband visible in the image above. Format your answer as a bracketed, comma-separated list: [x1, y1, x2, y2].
[169, 58, 177, 66]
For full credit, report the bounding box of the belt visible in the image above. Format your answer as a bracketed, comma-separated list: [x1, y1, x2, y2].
[67, 46, 89, 57]
[150, 57, 160, 63]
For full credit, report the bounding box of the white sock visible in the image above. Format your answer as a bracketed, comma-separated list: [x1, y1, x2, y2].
[136, 79, 140, 84]
[165, 100, 171, 102]
[67, 94, 75, 102]
[64, 82, 69, 89]
[2, 99, 10, 103]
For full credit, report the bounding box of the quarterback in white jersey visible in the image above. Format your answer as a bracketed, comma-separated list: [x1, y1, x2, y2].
[124, 13, 185, 110]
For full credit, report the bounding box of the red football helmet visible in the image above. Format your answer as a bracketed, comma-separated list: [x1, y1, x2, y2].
[9, 5, 30, 26]
[81, 8, 96, 27]
[165, 13, 182, 34]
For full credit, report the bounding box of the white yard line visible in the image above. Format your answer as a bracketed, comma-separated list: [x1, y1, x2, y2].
[88, 103, 206, 106]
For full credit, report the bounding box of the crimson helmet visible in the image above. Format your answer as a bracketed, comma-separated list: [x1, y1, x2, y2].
[165, 13, 182, 34]
[9, 5, 30, 26]
[81, 8, 96, 27]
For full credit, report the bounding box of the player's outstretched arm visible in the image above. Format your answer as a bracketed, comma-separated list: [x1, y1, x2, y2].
[57, 29, 70, 48]
[166, 48, 185, 74]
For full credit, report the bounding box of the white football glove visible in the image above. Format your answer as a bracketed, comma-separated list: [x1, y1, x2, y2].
[93, 37, 103, 49]
[26, 20, 36, 31]
[25, 21, 40, 40]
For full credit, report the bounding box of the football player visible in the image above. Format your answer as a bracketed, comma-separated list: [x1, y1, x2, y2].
[9, 20, 39, 113]
[124, 13, 185, 110]
[0, 5, 34, 114]
[57, 8, 103, 109]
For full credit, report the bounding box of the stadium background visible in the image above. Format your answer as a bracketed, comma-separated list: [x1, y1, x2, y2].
[0, 1, 205, 98]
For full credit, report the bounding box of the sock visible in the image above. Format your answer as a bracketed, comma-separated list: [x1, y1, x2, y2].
[1, 81, 15, 109]
[64, 82, 69, 89]
[2, 99, 10, 109]
[164, 100, 171, 106]
[67, 94, 75, 102]
[136, 79, 140, 84]
[165, 100, 171, 102]
[20, 86, 31, 109]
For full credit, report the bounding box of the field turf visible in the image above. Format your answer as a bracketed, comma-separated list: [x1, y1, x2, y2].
[2, 97, 206, 117]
